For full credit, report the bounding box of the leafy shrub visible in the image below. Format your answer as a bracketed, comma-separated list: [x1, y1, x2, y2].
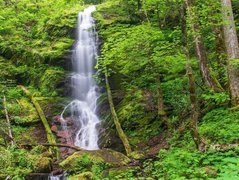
[143, 148, 239, 179]
[200, 108, 239, 144]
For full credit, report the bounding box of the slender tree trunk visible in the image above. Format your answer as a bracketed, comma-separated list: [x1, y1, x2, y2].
[221, 0, 239, 105]
[157, 76, 169, 129]
[18, 85, 59, 159]
[181, 4, 203, 150]
[185, 50, 201, 149]
[105, 73, 132, 156]
[185, 0, 222, 92]
[3, 96, 14, 146]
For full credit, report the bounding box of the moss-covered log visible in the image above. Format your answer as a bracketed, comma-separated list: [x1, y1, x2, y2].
[18, 85, 59, 158]
[105, 74, 132, 156]
[21, 143, 83, 151]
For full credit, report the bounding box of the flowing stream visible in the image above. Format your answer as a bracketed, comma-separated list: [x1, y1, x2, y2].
[60, 6, 100, 151]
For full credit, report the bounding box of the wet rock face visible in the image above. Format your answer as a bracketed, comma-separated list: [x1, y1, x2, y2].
[51, 116, 77, 157]
[51, 116, 75, 140]
[52, 116, 74, 126]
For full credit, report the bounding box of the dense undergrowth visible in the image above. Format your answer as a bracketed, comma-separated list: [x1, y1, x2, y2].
[0, 0, 239, 179]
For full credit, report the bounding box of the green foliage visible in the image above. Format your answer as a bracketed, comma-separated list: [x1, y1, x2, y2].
[0, 0, 85, 91]
[6, 88, 24, 99]
[39, 67, 65, 96]
[142, 148, 239, 179]
[0, 146, 36, 177]
[201, 91, 230, 106]
[1, 0, 239, 179]
[7, 98, 39, 125]
[200, 108, 239, 144]
[108, 167, 139, 180]
[162, 77, 190, 117]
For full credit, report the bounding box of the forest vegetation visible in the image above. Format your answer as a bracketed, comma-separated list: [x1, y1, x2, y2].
[0, 0, 239, 179]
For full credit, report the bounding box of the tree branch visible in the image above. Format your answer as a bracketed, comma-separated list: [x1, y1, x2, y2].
[21, 143, 83, 151]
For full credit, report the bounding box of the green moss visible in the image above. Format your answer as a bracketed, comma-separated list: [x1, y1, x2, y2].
[60, 149, 130, 169]
[94, 0, 130, 29]
[12, 125, 41, 144]
[107, 166, 140, 180]
[129, 151, 145, 160]
[6, 97, 39, 125]
[68, 172, 93, 180]
[33, 157, 52, 173]
[39, 67, 65, 95]
[60, 149, 131, 178]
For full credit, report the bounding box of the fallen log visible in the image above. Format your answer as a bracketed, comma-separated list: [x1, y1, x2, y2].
[21, 143, 83, 151]
[18, 85, 59, 159]
[105, 73, 132, 156]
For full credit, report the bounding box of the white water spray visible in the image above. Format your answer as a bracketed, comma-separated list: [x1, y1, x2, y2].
[60, 6, 100, 150]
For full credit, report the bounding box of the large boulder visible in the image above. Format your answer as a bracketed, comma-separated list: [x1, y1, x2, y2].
[60, 149, 131, 173]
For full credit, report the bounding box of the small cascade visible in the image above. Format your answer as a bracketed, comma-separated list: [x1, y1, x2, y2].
[60, 6, 100, 150]
[48, 173, 64, 180]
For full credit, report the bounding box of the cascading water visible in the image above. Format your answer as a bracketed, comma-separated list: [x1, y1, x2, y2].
[60, 6, 100, 150]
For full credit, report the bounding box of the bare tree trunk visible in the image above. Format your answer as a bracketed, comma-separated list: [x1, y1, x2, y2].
[185, 0, 223, 92]
[221, 0, 239, 105]
[3, 96, 14, 146]
[18, 85, 59, 159]
[105, 74, 132, 156]
[157, 76, 169, 129]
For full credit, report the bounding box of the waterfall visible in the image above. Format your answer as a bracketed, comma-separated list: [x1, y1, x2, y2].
[60, 6, 100, 150]
[49, 174, 64, 180]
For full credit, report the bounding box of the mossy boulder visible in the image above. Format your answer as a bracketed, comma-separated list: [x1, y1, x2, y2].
[60, 149, 131, 174]
[33, 157, 52, 173]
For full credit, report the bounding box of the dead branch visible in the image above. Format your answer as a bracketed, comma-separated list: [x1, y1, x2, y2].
[3, 96, 14, 145]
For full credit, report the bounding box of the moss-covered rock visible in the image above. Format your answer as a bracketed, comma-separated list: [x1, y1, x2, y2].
[60, 149, 130, 171]
[33, 157, 52, 173]
[60, 149, 131, 179]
